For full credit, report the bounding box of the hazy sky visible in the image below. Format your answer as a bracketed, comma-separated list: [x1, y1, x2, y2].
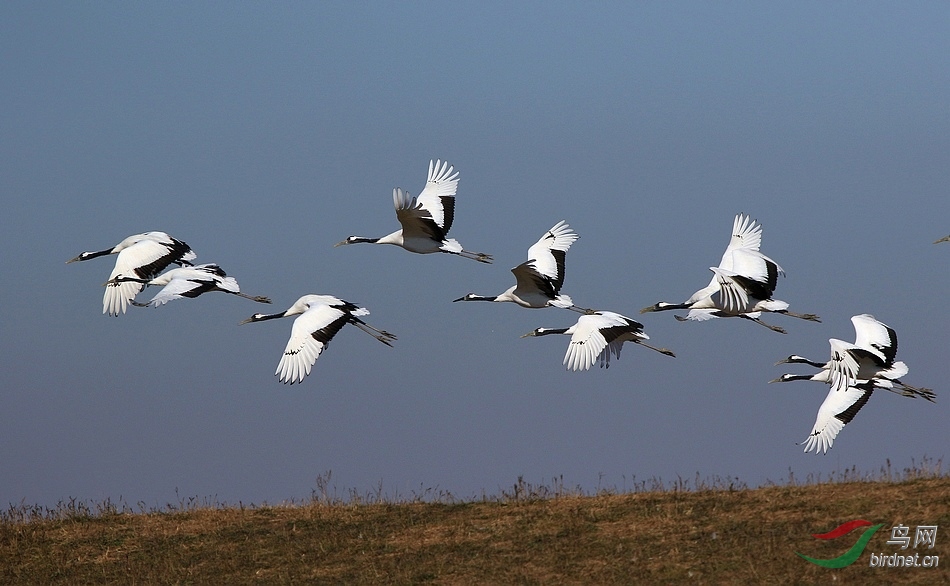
[2, 2, 948, 508]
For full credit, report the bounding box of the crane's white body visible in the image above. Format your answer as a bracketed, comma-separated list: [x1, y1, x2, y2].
[641, 214, 818, 332]
[524, 310, 674, 371]
[68, 231, 196, 316]
[108, 263, 271, 307]
[455, 220, 588, 311]
[241, 294, 395, 385]
[336, 160, 491, 263]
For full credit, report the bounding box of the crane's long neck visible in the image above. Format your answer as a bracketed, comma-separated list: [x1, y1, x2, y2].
[240, 310, 290, 325]
[777, 373, 814, 382]
[67, 248, 114, 263]
[349, 236, 381, 244]
[640, 302, 689, 314]
[456, 294, 498, 302]
[533, 327, 570, 337]
[790, 356, 827, 368]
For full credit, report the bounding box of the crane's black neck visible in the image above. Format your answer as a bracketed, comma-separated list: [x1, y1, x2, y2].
[533, 327, 570, 337]
[82, 249, 114, 261]
[454, 294, 497, 302]
[246, 311, 288, 323]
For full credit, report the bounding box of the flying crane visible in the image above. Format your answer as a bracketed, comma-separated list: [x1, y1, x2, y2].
[335, 159, 492, 263]
[240, 294, 396, 384]
[67, 231, 196, 316]
[641, 214, 819, 333]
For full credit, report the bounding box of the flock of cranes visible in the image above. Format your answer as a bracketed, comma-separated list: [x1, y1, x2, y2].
[67, 160, 938, 455]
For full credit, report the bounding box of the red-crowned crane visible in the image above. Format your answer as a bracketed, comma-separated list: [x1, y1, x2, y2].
[771, 314, 935, 400]
[105, 264, 271, 307]
[522, 310, 675, 371]
[641, 213, 819, 333]
[67, 231, 195, 316]
[240, 295, 396, 384]
[453, 220, 591, 313]
[770, 314, 935, 454]
[335, 159, 492, 263]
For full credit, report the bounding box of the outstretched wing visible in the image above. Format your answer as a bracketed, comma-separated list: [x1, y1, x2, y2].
[851, 314, 898, 366]
[827, 337, 889, 392]
[720, 214, 763, 259]
[525, 220, 578, 292]
[414, 159, 459, 234]
[709, 267, 750, 313]
[563, 316, 609, 372]
[801, 384, 874, 454]
[717, 214, 784, 290]
[511, 260, 558, 301]
[103, 239, 186, 315]
[393, 187, 447, 243]
[562, 312, 645, 371]
[146, 278, 209, 306]
[276, 304, 349, 384]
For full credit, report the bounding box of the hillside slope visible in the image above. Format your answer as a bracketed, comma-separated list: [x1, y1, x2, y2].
[2, 476, 947, 584]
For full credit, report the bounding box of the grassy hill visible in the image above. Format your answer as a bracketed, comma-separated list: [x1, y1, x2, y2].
[2, 465, 947, 584]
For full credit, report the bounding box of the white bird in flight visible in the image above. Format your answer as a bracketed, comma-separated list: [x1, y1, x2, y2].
[454, 220, 591, 313]
[104, 264, 271, 307]
[772, 314, 935, 400]
[335, 159, 492, 263]
[771, 367, 934, 454]
[640, 213, 819, 333]
[240, 294, 396, 384]
[522, 310, 675, 371]
[67, 231, 196, 316]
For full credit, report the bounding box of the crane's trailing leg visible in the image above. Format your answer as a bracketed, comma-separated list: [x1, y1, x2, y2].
[738, 313, 787, 334]
[351, 319, 397, 346]
[777, 310, 821, 322]
[634, 340, 676, 357]
[457, 250, 493, 263]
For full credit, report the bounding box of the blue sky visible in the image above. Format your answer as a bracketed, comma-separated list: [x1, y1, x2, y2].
[2, 2, 948, 508]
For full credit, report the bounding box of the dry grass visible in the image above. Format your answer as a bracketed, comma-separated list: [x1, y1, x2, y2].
[1, 460, 947, 584]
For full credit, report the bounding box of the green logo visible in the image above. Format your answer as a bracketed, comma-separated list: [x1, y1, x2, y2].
[796, 519, 884, 568]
